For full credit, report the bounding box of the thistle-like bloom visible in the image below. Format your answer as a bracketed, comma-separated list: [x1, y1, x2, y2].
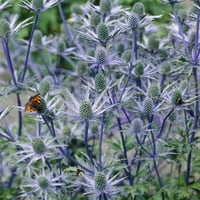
[0, 14, 32, 39]
[74, 170, 124, 200]
[20, 170, 64, 200]
[19, 0, 60, 12]
[15, 134, 63, 166]
[63, 87, 114, 121]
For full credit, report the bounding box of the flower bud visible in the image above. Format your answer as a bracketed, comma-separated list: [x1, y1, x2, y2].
[100, 0, 111, 14]
[132, 2, 145, 17]
[148, 83, 159, 99]
[71, 4, 83, 15]
[31, 0, 44, 11]
[134, 63, 144, 77]
[79, 101, 92, 119]
[95, 172, 106, 191]
[33, 30, 43, 47]
[122, 50, 131, 62]
[128, 13, 139, 30]
[32, 138, 46, 154]
[0, 19, 10, 38]
[57, 38, 66, 53]
[38, 176, 49, 189]
[90, 12, 101, 27]
[148, 35, 159, 51]
[95, 73, 106, 92]
[131, 118, 143, 134]
[95, 46, 108, 64]
[171, 90, 182, 105]
[117, 43, 125, 55]
[160, 63, 170, 75]
[143, 98, 153, 114]
[97, 23, 109, 41]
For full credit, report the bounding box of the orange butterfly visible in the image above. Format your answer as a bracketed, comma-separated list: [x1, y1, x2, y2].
[25, 94, 42, 113]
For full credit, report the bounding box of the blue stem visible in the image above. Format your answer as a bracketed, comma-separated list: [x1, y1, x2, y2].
[57, 2, 83, 52]
[84, 119, 95, 166]
[1, 38, 17, 87]
[1, 38, 23, 137]
[42, 114, 94, 174]
[185, 67, 199, 187]
[21, 11, 39, 83]
[149, 115, 164, 200]
[157, 108, 174, 139]
[99, 114, 105, 170]
[193, 11, 200, 63]
[171, 4, 191, 60]
[117, 116, 133, 185]
[38, 49, 58, 84]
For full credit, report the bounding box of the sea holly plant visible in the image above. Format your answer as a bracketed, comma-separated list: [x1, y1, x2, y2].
[1, 0, 200, 199]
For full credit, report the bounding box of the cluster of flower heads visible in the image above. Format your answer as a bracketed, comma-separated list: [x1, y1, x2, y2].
[0, 0, 200, 199]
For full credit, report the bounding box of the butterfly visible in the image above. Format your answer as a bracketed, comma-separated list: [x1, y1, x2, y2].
[25, 94, 42, 113]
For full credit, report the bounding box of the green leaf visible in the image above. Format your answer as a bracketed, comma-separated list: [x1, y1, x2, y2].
[190, 182, 200, 191]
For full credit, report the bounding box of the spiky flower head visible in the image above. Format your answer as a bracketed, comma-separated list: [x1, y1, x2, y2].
[95, 172, 107, 191]
[160, 63, 171, 75]
[134, 63, 144, 77]
[122, 49, 131, 62]
[131, 118, 143, 134]
[71, 4, 83, 15]
[31, 0, 44, 11]
[33, 30, 43, 47]
[95, 46, 108, 65]
[100, 0, 111, 14]
[128, 13, 139, 30]
[0, 19, 10, 38]
[38, 176, 50, 190]
[148, 35, 159, 51]
[57, 38, 66, 53]
[97, 23, 109, 41]
[73, 170, 124, 199]
[148, 83, 160, 99]
[32, 138, 46, 154]
[20, 172, 64, 200]
[90, 12, 101, 27]
[143, 97, 154, 114]
[171, 90, 182, 105]
[117, 43, 125, 55]
[132, 2, 145, 17]
[79, 101, 92, 119]
[20, 0, 59, 12]
[95, 73, 106, 92]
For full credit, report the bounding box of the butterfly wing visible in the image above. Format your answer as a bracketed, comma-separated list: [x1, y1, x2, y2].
[25, 103, 37, 113]
[25, 94, 41, 113]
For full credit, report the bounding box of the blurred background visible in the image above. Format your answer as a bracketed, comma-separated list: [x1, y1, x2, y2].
[1, 0, 192, 38]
